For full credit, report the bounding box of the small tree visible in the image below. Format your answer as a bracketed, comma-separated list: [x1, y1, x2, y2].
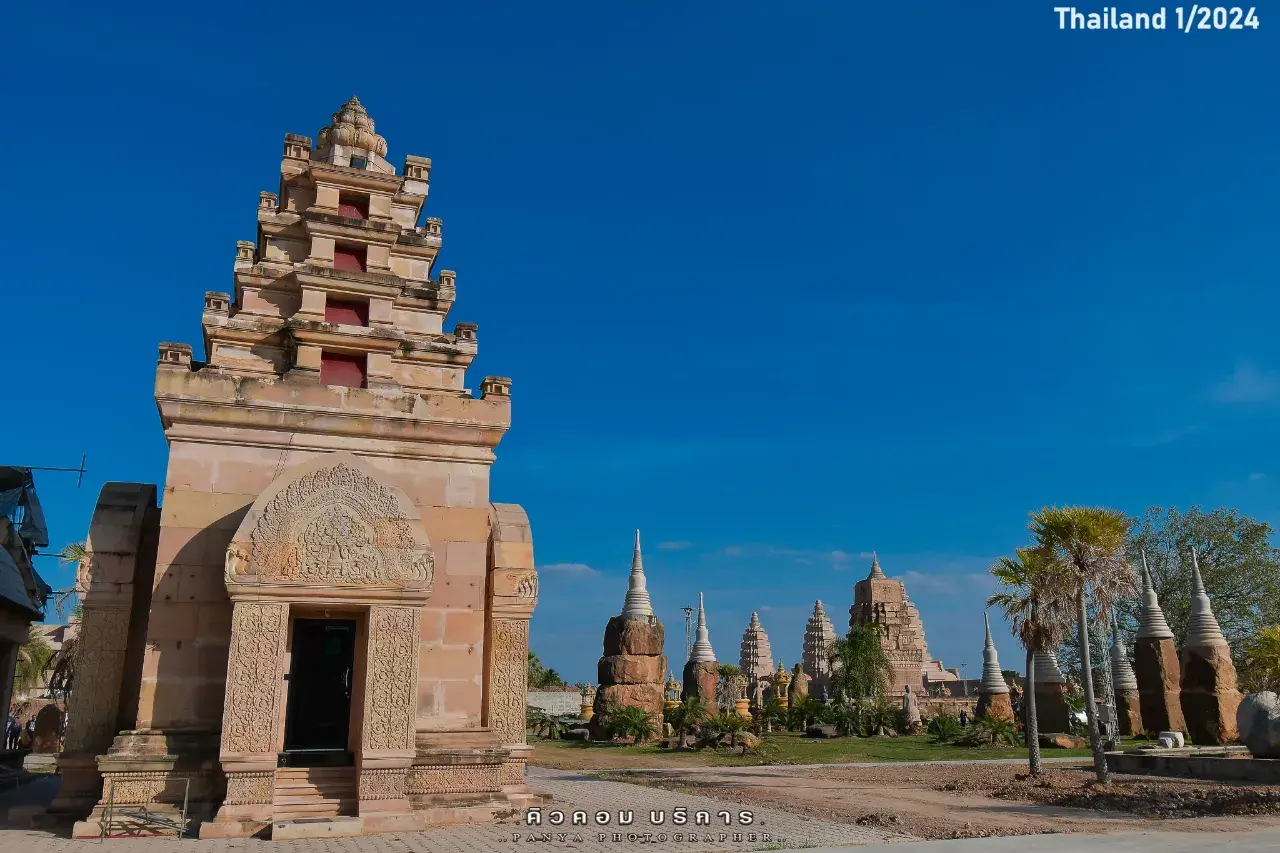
[716, 663, 742, 710]
[829, 624, 894, 701]
[664, 697, 708, 741]
[15, 632, 56, 697]
[1241, 626, 1280, 693]
[602, 704, 656, 743]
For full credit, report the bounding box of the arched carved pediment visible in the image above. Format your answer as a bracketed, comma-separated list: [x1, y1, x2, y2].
[226, 454, 434, 597]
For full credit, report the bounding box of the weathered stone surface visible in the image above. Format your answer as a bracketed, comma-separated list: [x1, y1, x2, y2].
[603, 615, 665, 656]
[806, 724, 838, 739]
[1039, 733, 1086, 749]
[590, 682, 664, 740]
[1181, 643, 1242, 745]
[1116, 688, 1143, 737]
[682, 660, 719, 705]
[976, 691, 1013, 723]
[598, 653, 667, 686]
[1135, 636, 1186, 734]
[1034, 683, 1071, 734]
[1237, 691, 1280, 758]
[32, 705, 62, 754]
[850, 556, 954, 697]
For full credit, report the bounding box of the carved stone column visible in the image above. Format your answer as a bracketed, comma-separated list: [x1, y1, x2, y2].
[357, 605, 421, 831]
[205, 601, 289, 834]
[485, 503, 538, 801]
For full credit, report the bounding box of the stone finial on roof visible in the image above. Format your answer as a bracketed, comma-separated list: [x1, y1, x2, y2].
[690, 592, 717, 663]
[1184, 547, 1228, 649]
[317, 96, 388, 156]
[979, 613, 1009, 694]
[1110, 620, 1139, 692]
[868, 551, 886, 580]
[620, 529, 654, 620]
[1135, 551, 1175, 639]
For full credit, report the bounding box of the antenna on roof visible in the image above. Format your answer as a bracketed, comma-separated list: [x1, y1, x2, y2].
[24, 453, 88, 487]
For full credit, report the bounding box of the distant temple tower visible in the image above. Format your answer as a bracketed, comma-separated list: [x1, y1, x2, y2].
[53, 97, 539, 839]
[739, 612, 773, 707]
[802, 600, 837, 700]
[851, 554, 953, 696]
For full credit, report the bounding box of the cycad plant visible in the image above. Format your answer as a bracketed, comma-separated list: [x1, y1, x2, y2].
[664, 697, 708, 741]
[927, 713, 962, 743]
[988, 546, 1074, 776]
[602, 704, 656, 743]
[1030, 506, 1136, 783]
[959, 714, 1020, 747]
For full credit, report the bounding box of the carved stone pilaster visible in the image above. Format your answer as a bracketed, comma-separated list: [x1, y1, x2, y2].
[362, 606, 420, 755]
[219, 602, 290, 759]
[487, 619, 529, 747]
[64, 607, 132, 755]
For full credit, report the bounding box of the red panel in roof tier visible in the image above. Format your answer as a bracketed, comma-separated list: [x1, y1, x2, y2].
[325, 300, 369, 326]
[333, 246, 366, 272]
[320, 353, 367, 388]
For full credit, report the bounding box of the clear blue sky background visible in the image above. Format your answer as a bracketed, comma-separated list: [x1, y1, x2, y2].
[3, 2, 1277, 685]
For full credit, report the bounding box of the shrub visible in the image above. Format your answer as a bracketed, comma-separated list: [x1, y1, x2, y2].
[664, 697, 708, 739]
[827, 700, 862, 737]
[958, 715, 1020, 747]
[525, 707, 579, 739]
[698, 712, 751, 749]
[927, 713, 962, 743]
[602, 704, 656, 743]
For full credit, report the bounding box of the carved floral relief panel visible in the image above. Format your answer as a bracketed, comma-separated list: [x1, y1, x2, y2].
[362, 606, 420, 752]
[219, 602, 289, 756]
[487, 619, 528, 746]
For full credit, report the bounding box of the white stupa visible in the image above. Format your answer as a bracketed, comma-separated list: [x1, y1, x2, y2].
[619, 529, 654, 620]
[689, 592, 717, 663]
[979, 613, 1009, 694]
[1135, 551, 1175, 640]
[1184, 547, 1228, 649]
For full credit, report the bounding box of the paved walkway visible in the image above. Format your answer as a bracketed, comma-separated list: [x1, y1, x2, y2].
[586, 756, 1092, 774]
[0, 767, 910, 851]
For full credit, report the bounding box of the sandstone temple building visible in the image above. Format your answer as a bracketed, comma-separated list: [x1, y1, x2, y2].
[53, 98, 538, 839]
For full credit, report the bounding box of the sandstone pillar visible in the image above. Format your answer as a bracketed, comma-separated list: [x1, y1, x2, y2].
[1111, 624, 1143, 737]
[1031, 651, 1070, 733]
[975, 614, 1013, 722]
[1179, 551, 1242, 745]
[681, 592, 718, 707]
[55, 484, 158, 822]
[1134, 552, 1186, 735]
[592, 532, 665, 738]
[357, 606, 421, 832]
[204, 601, 290, 836]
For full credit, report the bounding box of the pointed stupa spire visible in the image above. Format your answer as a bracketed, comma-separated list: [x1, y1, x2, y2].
[1110, 618, 1138, 692]
[979, 613, 1009, 694]
[1184, 547, 1227, 648]
[1031, 650, 1066, 685]
[689, 592, 717, 662]
[619, 529, 654, 620]
[868, 551, 886, 580]
[1135, 551, 1174, 639]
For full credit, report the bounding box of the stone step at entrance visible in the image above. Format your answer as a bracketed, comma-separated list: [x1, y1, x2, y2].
[272, 767, 357, 821]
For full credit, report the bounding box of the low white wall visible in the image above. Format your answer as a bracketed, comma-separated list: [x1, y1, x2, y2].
[527, 691, 582, 716]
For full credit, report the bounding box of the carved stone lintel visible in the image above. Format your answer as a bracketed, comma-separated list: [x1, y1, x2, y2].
[487, 619, 529, 746]
[219, 602, 289, 757]
[223, 771, 275, 806]
[362, 606, 421, 753]
[359, 768, 407, 801]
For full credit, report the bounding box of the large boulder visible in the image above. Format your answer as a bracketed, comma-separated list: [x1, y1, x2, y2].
[805, 724, 838, 739]
[603, 616, 665, 656]
[1238, 691, 1280, 758]
[598, 653, 667, 685]
[1038, 733, 1086, 749]
[682, 660, 719, 705]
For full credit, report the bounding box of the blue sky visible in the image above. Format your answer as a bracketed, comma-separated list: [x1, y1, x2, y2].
[3, 2, 1277, 684]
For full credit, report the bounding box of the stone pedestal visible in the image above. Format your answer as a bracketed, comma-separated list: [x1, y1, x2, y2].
[1181, 644, 1243, 745]
[976, 692, 1013, 723]
[1116, 688, 1143, 736]
[734, 698, 751, 719]
[682, 660, 719, 707]
[592, 616, 665, 738]
[1034, 684, 1071, 733]
[1135, 636, 1186, 735]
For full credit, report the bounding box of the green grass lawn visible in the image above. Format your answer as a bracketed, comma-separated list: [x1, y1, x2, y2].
[529, 731, 1143, 770]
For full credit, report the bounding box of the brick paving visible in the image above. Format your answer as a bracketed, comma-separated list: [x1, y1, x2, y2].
[0, 767, 912, 852]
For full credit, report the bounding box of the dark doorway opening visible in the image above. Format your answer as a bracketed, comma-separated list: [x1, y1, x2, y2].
[280, 618, 356, 767]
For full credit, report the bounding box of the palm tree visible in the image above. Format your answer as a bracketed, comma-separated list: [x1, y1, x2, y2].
[15, 632, 56, 697]
[988, 546, 1074, 776]
[828, 624, 895, 701]
[1030, 506, 1136, 783]
[665, 697, 708, 741]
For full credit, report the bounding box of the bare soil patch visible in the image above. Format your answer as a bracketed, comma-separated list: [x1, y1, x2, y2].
[612, 762, 1280, 840]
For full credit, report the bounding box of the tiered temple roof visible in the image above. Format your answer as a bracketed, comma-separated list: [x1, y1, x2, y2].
[851, 554, 951, 695]
[802, 600, 837, 698]
[739, 612, 773, 695]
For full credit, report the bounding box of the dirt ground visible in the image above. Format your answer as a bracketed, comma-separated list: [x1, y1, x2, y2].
[610, 762, 1280, 841]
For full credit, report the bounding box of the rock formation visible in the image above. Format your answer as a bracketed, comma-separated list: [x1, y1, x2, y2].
[1110, 621, 1143, 736]
[975, 613, 1013, 722]
[1031, 650, 1070, 733]
[1237, 691, 1280, 758]
[1179, 549, 1242, 745]
[739, 612, 773, 707]
[682, 593, 719, 705]
[593, 531, 666, 737]
[1134, 551, 1186, 735]
[803, 600, 837, 700]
